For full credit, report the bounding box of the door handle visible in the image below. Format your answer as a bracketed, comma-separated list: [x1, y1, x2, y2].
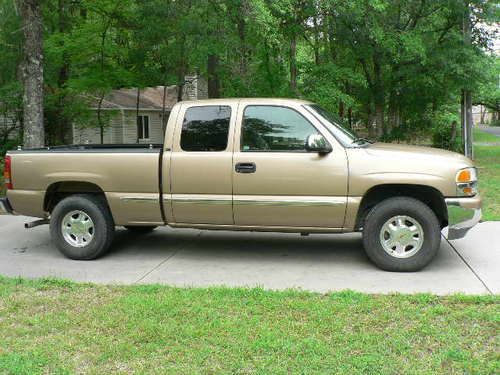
[235, 162, 256, 173]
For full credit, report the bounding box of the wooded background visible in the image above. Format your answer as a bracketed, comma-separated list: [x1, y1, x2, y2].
[1, 0, 498, 151]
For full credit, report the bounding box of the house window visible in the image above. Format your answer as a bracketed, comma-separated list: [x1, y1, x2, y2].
[137, 115, 150, 140]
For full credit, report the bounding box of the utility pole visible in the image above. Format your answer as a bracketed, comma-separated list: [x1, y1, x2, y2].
[461, 2, 473, 158]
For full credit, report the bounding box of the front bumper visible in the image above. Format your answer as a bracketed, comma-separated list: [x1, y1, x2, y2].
[0, 197, 14, 215]
[445, 195, 482, 240]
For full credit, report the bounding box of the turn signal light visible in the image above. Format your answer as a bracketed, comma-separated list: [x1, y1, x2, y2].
[462, 186, 473, 195]
[3, 155, 12, 190]
[456, 169, 471, 183]
[455, 167, 477, 197]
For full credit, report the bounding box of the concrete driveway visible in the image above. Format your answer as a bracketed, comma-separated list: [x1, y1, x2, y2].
[0, 215, 498, 295]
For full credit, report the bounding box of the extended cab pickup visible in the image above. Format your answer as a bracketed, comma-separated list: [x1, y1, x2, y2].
[1, 98, 481, 271]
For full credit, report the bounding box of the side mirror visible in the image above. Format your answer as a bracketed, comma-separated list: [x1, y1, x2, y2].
[305, 134, 332, 154]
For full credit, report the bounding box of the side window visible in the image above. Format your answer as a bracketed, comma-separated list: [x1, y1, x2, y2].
[242, 106, 318, 152]
[180, 106, 231, 151]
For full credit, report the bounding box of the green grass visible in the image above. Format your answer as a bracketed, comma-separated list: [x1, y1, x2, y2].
[474, 128, 500, 143]
[473, 129, 500, 221]
[0, 276, 498, 374]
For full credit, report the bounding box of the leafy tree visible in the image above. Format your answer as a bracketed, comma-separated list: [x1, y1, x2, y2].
[1, 0, 497, 150]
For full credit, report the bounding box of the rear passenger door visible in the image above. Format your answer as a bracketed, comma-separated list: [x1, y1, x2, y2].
[169, 103, 236, 225]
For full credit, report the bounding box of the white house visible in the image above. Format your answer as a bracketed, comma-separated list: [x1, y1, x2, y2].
[73, 75, 208, 145]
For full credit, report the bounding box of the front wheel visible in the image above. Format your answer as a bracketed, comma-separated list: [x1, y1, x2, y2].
[362, 197, 441, 272]
[50, 194, 115, 260]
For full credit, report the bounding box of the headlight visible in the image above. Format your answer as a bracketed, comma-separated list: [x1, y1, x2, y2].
[455, 167, 478, 196]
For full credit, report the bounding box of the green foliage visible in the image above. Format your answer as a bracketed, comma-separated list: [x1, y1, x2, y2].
[432, 123, 461, 152]
[0, 0, 497, 146]
[474, 56, 500, 125]
[431, 109, 461, 151]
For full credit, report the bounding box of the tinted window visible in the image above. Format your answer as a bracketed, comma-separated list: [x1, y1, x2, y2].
[242, 106, 318, 152]
[181, 106, 231, 151]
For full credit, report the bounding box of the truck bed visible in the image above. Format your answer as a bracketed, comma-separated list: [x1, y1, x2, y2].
[6, 144, 164, 224]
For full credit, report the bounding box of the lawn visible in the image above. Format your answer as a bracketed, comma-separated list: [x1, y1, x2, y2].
[474, 128, 500, 143]
[0, 277, 498, 374]
[473, 129, 500, 221]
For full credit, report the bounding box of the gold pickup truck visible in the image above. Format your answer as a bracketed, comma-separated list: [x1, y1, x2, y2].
[1, 98, 481, 271]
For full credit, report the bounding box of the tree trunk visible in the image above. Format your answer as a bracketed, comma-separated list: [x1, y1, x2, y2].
[367, 104, 376, 138]
[450, 120, 457, 148]
[236, 2, 248, 78]
[161, 83, 167, 134]
[373, 58, 385, 138]
[312, 15, 320, 65]
[207, 54, 220, 98]
[388, 91, 400, 133]
[176, 35, 186, 102]
[461, 2, 473, 158]
[263, 42, 275, 94]
[56, 0, 71, 145]
[289, 34, 298, 95]
[375, 102, 384, 138]
[135, 88, 140, 143]
[97, 93, 104, 144]
[19, 0, 44, 148]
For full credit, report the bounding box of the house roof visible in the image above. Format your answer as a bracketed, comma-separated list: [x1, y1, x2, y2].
[89, 86, 179, 111]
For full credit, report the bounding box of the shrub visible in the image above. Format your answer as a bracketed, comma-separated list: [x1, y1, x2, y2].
[0, 139, 19, 157]
[432, 122, 461, 151]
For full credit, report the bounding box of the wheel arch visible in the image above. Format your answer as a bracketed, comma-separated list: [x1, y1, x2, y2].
[355, 184, 448, 230]
[44, 181, 108, 213]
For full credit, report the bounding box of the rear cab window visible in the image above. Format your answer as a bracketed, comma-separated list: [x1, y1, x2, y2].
[180, 106, 231, 151]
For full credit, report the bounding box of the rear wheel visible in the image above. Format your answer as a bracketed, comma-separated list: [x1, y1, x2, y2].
[362, 197, 441, 272]
[50, 194, 115, 260]
[124, 226, 157, 233]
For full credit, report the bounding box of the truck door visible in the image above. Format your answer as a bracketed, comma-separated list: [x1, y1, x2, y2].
[168, 103, 237, 225]
[232, 103, 348, 229]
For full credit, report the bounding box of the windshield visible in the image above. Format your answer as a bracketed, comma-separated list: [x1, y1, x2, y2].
[305, 104, 365, 146]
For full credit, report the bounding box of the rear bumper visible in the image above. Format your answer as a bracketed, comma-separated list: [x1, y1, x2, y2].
[445, 195, 482, 240]
[0, 197, 14, 215]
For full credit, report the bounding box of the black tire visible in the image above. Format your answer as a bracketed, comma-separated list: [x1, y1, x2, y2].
[362, 197, 441, 272]
[124, 225, 157, 233]
[50, 194, 115, 260]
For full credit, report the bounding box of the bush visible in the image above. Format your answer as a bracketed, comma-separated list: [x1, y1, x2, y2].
[0, 139, 19, 157]
[432, 122, 461, 151]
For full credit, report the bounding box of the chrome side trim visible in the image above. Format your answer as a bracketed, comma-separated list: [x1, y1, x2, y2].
[445, 196, 482, 240]
[119, 196, 159, 203]
[167, 194, 232, 205]
[234, 196, 345, 206]
[164, 194, 345, 207]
